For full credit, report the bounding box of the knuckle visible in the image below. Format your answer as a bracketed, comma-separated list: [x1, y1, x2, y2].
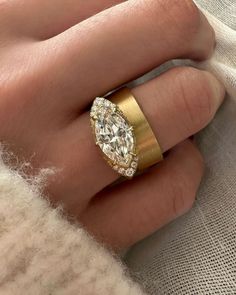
[140, 0, 200, 28]
[159, 0, 201, 37]
[176, 0, 200, 20]
[173, 0, 201, 31]
[176, 67, 216, 132]
[137, 0, 203, 55]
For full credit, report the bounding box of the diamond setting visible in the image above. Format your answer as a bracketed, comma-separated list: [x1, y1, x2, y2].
[90, 97, 138, 178]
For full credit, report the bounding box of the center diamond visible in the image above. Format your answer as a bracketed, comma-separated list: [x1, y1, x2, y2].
[90, 97, 138, 177]
[95, 110, 134, 166]
[91, 98, 135, 167]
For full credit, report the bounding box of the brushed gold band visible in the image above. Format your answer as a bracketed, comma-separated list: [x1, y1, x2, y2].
[109, 87, 163, 171]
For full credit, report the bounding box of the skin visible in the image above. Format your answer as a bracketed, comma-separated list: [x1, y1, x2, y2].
[0, 0, 225, 250]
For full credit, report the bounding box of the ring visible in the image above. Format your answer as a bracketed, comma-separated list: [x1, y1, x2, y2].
[90, 87, 163, 178]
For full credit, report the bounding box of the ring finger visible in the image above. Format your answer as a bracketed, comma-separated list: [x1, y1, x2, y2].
[49, 66, 225, 209]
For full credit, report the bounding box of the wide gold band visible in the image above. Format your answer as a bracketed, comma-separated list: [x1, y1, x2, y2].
[109, 87, 163, 171]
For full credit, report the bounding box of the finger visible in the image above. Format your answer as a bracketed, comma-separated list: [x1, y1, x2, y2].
[132, 67, 225, 152]
[1, 0, 124, 39]
[80, 140, 204, 249]
[39, 0, 215, 110]
[51, 67, 224, 204]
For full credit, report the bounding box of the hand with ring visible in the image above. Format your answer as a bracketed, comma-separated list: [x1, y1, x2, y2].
[0, 0, 225, 250]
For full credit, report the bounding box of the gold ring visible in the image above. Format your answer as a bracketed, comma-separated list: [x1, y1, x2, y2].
[90, 87, 163, 178]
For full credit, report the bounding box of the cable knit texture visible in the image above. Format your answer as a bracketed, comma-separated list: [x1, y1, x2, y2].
[0, 150, 145, 295]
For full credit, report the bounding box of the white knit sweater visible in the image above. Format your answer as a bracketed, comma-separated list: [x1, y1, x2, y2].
[0, 150, 145, 295]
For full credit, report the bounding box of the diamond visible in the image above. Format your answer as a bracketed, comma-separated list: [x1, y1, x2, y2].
[113, 165, 119, 171]
[91, 97, 139, 177]
[90, 106, 98, 118]
[104, 100, 111, 108]
[93, 97, 104, 107]
[93, 99, 135, 167]
[131, 161, 138, 169]
[118, 168, 125, 175]
[126, 168, 135, 177]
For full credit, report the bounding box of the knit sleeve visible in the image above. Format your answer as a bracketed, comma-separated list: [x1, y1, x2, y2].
[0, 151, 144, 295]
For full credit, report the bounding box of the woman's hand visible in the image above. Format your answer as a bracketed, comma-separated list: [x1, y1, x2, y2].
[0, 0, 225, 249]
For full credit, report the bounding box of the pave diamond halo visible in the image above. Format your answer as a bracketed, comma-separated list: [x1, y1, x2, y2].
[90, 97, 138, 178]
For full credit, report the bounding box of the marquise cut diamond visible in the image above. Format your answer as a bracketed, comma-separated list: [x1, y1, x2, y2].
[95, 112, 134, 165]
[90, 97, 138, 177]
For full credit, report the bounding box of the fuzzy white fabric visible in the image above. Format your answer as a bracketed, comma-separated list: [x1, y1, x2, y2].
[0, 150, 145, 295]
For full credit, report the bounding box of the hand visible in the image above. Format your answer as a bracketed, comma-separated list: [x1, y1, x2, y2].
[0, 0, 225, 249]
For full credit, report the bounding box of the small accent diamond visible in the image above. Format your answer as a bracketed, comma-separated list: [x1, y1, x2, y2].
[104, 100, 111, 107]
[126, 168, 135, 177]
[118, 168, 125, 175]
[113, 165, 119, 171]
[131, 161, 138, 169]
[94, 97, 104, 106]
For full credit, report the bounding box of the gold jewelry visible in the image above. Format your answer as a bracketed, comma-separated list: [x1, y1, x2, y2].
[90, 87, 163, 178]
